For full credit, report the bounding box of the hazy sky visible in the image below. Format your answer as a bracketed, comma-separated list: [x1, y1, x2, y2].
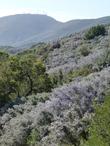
[0, 0, 110, 22]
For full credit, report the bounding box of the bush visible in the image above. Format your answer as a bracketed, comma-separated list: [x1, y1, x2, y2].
[81, 91, 110, 146]
[95, 49, 110, 71]
[50, 69, 64, 87]
[65, 65, 93, 83]
[79, 45, 91, 56]
[85, 25, 106, 40]
[26, 129, 40, 146]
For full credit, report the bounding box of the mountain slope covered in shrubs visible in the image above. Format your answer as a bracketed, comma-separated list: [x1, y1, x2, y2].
[0, 24, 110, 146]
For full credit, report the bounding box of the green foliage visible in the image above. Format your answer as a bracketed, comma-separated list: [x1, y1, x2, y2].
[65, 65, 93, 83]
[0, 51, 9, 62]
[0, 54, 52, 105]
[50, 73, 59, 87]
[81, 91, 110, 146]
[35, 43, 51, 61]
[19, 43, 52, 62]
[26, 129, 40, 146]
[79, 45, 91, 57]
[50, 69, 64, 87]
[85, 25, 106, 40]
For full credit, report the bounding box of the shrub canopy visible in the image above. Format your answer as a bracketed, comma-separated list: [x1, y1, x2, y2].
[0, 54, 52, 105]
[85, 25, 106, 40]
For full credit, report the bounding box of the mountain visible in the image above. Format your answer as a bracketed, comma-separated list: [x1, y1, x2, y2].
[0, 14, 110, 48]
[0, 14, 62, 47]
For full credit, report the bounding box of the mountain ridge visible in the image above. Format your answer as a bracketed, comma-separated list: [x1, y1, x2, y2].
[0, 14, 110, 48]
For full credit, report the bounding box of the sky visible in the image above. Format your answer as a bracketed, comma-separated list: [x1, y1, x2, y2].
[0, 0, 110, 22]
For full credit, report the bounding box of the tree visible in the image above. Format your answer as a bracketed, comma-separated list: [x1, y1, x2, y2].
[0, 54, 52, 105]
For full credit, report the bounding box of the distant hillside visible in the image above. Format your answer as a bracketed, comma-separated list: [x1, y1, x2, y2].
[0, 14, 110, 48]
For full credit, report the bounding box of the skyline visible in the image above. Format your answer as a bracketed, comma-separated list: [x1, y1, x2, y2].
[0, 0, 110, 22]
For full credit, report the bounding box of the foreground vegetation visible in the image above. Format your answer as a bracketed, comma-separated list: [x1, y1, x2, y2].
[24, 90, 110, 146]
[81, 90, 110, 146]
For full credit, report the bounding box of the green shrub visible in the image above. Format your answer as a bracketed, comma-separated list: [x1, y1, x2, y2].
[81, 91, 110, 146]
[50, 69, 64, 87]
[79, 45, 91, 56]
[85, 25, 106, 40]
[26, 129, 40, 146]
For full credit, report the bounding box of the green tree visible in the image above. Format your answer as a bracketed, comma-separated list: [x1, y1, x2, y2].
[0, 54, 52, 105]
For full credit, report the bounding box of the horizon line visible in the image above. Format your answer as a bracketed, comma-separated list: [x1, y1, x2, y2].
[0, 13, 109, 23]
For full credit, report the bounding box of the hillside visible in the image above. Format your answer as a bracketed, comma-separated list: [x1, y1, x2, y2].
[0, 24, 110, 146]
[0, 14, 110, 49]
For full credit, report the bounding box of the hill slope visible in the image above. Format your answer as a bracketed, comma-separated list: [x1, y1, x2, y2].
[0, 14, 110, 48]
[0, 25, 110, 146]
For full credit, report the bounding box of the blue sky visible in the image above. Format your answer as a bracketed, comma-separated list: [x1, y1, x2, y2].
[0, 0, 110, 22]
